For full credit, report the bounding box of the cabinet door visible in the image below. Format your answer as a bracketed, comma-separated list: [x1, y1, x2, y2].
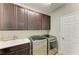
[7, 52, 16, 55]
[28, 10, 42, 30]
[16, 5, 25, 30]
[2, 3, 16, 30]
[0, 4, 2, 30]
[15, 48, 30, 55]
[42, 14, 50, 30]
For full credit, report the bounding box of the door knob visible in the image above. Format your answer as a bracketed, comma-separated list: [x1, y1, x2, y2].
[62, 37, 64, 40]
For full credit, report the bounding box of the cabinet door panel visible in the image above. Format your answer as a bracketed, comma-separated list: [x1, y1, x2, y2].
[7, 52, 16, 55]
[16, 6, 25, 29]
[42, 14, 50, 30]
[2, 4, 16, 30]
[15, 48, 30, 55]
[0, 4, 2, 30]
[7, 43, 28, 52]
[28, 10, 42, 30]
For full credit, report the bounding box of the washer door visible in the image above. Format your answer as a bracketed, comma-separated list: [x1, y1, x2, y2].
[33, 39, 47, 55]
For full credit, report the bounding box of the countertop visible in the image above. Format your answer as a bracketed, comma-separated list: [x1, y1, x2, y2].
[0, 38, 30, 49]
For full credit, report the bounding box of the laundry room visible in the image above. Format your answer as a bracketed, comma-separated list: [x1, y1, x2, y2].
[0, 0, 79, 56]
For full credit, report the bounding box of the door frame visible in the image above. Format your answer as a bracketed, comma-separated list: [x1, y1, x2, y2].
[60, 11, 79, 54]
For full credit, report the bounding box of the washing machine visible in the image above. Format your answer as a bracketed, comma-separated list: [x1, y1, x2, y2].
[30, 35, 47, 55]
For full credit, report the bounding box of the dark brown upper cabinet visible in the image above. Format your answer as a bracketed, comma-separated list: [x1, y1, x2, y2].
[16, 5, 25, 30]
[1, 4, 17, 30]
[0, 3, 50, 30]
[28, 10, 42, 30]
[42, 14, 50, 30]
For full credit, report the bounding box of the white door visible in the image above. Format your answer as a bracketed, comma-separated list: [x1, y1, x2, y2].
[61, 12, 79, 55]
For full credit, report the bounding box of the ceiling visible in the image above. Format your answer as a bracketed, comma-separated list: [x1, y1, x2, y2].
[17, 3, 65, 15]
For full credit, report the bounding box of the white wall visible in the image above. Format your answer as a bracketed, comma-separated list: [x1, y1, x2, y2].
[49, 3, 79, 52]
[0, 30, 49, 41]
